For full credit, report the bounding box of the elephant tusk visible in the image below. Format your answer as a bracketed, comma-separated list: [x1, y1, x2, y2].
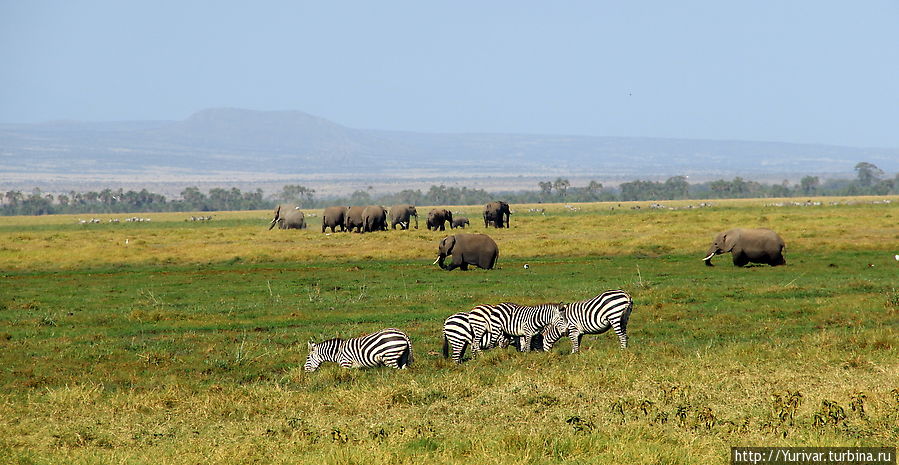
[701, 252, 716, 261]
[432, 257, 440, 265]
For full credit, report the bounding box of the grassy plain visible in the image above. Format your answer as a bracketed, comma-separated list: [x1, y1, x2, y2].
[1, 197, 897, 464]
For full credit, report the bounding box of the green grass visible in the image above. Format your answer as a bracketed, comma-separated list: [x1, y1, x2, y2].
[0, 198, 897, 464]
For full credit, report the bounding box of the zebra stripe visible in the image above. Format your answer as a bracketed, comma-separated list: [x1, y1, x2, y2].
[471, 302, 567, 354]
[304, 328, 413, 371]
[543, 290, 633, 352]
[442, 311, 512, 363]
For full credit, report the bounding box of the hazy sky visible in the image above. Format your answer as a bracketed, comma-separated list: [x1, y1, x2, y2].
[2, 1, 898, 147]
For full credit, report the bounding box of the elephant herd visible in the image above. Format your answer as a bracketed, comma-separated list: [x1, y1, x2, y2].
[271, 202, 788, 269]
[271, 201, 512, 234]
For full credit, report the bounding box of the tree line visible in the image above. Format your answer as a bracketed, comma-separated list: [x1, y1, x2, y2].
[2, 162, 897, 216]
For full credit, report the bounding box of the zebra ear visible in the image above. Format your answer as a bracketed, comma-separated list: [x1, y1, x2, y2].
[307, 341, 315, 351]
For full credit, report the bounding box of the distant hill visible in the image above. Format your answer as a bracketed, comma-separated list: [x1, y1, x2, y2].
[2, 108, 897, 194]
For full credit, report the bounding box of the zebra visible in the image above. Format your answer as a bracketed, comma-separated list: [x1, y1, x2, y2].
[470, 302, 568, 355]
[304, 328, 413, 372]
[442, 310, 514, 363]
[542, 290, 634, 352]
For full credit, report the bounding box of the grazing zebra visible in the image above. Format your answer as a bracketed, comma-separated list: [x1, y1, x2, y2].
[442, 311, 513, 363]
[542, 290, 633, 352]
[304, 328, 413, 372]
[470, 302, 568, 354]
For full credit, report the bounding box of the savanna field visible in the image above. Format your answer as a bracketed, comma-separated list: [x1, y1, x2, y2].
[1, 197, 897, 464]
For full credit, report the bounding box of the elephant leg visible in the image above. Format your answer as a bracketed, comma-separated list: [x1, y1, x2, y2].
[445, 262, 459, 271]
[733, 253, 749, 267]
[460, 263, 469, 271]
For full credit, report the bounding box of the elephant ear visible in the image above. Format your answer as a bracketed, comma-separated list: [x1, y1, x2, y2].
[268, 205, 281, 230]
[722, 232, 737, 252]
[442, 236, 456, 255]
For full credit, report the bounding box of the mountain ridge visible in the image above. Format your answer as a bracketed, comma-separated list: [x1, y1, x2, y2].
[2, 108, 897, 194]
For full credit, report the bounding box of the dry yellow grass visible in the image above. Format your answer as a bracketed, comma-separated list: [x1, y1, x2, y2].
[2, 196, 897, 271]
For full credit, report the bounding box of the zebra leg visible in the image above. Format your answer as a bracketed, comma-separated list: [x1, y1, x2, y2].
[519, 335, 532, 352]
[470, 327, 484, 356]
[614, 328, 628, 349]
[614, 315, 630, 349]
[568, 330, 581, 354]
[454, 341, 467, 363]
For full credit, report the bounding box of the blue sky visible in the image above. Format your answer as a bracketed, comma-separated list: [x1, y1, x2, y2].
[2, 1, 898, 147]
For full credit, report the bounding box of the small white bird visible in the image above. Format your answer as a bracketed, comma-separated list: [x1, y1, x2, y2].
[523, 264, 530, 269]
[894, 254, 899, 261]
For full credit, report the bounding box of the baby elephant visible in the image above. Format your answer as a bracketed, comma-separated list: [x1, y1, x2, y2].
[451, 216, 470, 229]
[434, 233, 499, 271]
[703, 228, 786, 267]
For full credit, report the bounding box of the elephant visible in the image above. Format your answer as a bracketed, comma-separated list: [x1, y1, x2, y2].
[269, 204, 306, 230]
[451, 216, 470, 229]
[344, 206, 365, 233]
[483, 201, 511, 228]
[703, 228, 786, 267]
[427, 208, 453, 231]
[434, 233, 499, 271]
[389, 204, 418, 230]
[321, 206, 347, 233]
[362, 205, 388, 232]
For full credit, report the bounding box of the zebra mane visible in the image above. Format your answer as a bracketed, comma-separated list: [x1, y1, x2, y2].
[312, 338, 345, 354]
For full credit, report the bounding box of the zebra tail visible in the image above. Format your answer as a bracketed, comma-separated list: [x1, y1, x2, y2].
[398, 343, 414, 368]
[442, 336, 449, 358]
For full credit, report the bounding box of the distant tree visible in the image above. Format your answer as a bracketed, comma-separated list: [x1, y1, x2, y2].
[278, 185, 316, 207]
[537, 181, 553, 200]
[854, 162, 884, 187]
[4, 190, 23, 206]
[553, 178, 570, 198]
[180, 187, 207, 209]
[769, 180, 792, 198]
[799, 176, 819, 196]
[349, 190, 371, 205]
[707, 180, 728, 198]
[664, 176, 689, 199]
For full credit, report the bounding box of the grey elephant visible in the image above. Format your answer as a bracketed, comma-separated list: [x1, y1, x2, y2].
[427, 208, 453, 231]
[321, 206, 347, 233]
[483, 201, 511, 228]
[345, 206, 365, 233]
[434, 233, 499, 271]
[389, 204, 419, 230]
[451, 216, 470, 229]
[269, 204, 306, 230]
[703, 228, 786, 267]
[362, 205, 388, 232]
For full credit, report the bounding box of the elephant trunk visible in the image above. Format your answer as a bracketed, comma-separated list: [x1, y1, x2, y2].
[702, 248, 717, 266]
[435, 254, 447, 269]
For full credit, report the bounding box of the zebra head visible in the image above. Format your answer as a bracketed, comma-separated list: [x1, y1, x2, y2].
[304, 339, 340, 372]
[540, 303, 570, 352]
[549, 302, 569, 333]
